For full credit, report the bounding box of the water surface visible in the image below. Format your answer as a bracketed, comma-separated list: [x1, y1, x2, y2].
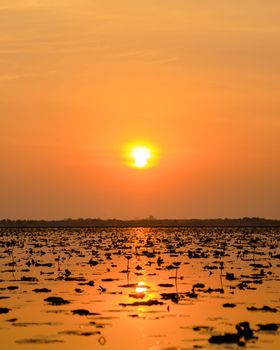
[0, 227, 279, 349]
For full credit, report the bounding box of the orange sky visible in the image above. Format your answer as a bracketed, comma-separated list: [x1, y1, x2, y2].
[0, 0, 279, 219]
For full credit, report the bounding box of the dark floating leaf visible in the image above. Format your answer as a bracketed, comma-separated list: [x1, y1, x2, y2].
[20, 276, 38, 282]
[257, 323, 279, 331]
[161, 293, 180, 303]
[72, 309, 91, 316]
[209, 333, 244, 345]
[193, 326, 213, 332]
[165, 264, 176, 270]
[64, 277, 86, 282]
[88, 258, 99, 266]
[16, 338, 63, 344]
[203, 265, 218, 270]
[7, 286, 19, 290]
[158, 283, 174, 288]
[186, 291, 198, 298]
[226, 273, 237, 280]
[202, 288, 224, 294]
[78, 280, 95, 286]
[35, 262, 53, 267]
[120, 299, 164, 307]
[223, 303, 237, 308]
[209, 322, 256, 345]
[0, 307, 10, 314]
[89, 321, 110, 329]
[101, 278, 119, 282]
[72, 309, 100, 316]
[118, 283, 138, 288]
[44, 296, 70, 305]
[33, 288, 51, 293]
[247, 305, 278, 312]
[59, 330, 101, 336]
[12, 322, 63, 327]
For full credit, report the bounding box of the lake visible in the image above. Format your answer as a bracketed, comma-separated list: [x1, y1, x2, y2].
[0, 227, 279, 349]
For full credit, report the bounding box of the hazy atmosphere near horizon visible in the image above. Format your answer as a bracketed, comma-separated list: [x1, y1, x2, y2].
[1, 0, 280, 219]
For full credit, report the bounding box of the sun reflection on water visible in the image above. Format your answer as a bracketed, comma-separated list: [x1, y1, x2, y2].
[136, 281, 148, 294]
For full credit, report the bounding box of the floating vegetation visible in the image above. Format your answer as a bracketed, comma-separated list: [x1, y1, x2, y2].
[59, 330, 101, 336]
[247, 305, 278, 312]
[0, 227, 279, 349]
[222, 303, 237, 308]
[32, 288, 51, 293]
[44, 296, 70, 305]
[0, 307, 10, 314]
[120, 299, 164, 307]
[208, 321, 257, 345]
[257, 323, 279, 331]
[15, 338, 63, 344]
[72, 309, 100, 316]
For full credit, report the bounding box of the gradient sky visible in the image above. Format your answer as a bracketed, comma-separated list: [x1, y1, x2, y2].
[0, 0, 279, 219]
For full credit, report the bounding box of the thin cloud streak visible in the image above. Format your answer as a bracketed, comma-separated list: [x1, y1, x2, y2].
[0, 74, 29, 81]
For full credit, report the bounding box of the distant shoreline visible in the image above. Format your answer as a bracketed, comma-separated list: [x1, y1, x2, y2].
[0, 217, 279, 228]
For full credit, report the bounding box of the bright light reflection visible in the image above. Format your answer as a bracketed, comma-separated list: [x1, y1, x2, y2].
[135, 281, 148, 294]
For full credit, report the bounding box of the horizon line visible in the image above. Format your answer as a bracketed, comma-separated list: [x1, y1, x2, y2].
[1, 217, 279, 221]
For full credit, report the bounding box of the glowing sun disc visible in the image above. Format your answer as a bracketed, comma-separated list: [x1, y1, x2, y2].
[123, 141, 158, 169]
[131, 146, 151, 168]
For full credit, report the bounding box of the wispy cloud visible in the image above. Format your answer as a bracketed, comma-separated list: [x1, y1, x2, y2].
[0, 1, 44, 12]
[0, 74, 29, 81]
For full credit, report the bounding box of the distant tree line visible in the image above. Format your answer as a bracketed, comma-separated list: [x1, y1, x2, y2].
[0, 217, 279, 228]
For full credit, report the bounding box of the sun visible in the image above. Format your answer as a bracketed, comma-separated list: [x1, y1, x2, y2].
[131, 146, 151, 168]
[124, 141, 158, 169]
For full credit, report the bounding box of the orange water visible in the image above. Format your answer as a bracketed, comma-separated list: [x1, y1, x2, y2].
[0, 227, 279, 349]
